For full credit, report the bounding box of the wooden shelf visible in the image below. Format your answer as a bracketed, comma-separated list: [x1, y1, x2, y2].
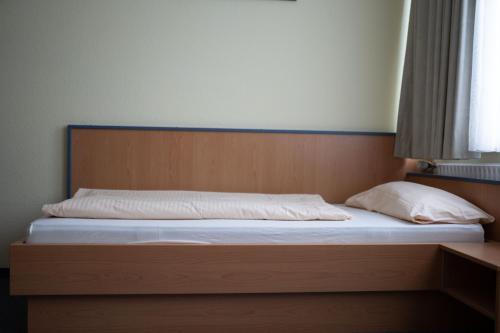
[443, 287, 496, 320]
[441, 245, 498, 326]
[441, 243, 500, 271]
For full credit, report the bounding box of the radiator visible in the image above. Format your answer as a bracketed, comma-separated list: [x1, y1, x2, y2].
[435, 163, 500, 181]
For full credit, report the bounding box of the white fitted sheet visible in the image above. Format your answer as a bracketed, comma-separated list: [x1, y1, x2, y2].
[26, 206, 484, 244]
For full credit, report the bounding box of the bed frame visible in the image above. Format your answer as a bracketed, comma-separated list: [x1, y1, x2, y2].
[10, 125, 500, 332]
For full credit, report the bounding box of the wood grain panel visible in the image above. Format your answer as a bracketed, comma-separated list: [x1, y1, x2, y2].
[407, 174, 500, 241]
[70, 129, 415, 202]
[10, 243, 440, 295]
[28, 292, 473, 333]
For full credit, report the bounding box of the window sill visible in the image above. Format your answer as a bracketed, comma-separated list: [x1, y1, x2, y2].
[406, 172, 500, 186]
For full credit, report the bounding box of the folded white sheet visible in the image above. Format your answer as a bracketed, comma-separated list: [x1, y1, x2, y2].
[42, 189, 352, 221]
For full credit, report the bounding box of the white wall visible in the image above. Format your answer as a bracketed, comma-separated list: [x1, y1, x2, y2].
[0, 0, 407, 266]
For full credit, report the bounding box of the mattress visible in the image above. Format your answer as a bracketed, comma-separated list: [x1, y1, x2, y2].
[26, 205, 484, 244]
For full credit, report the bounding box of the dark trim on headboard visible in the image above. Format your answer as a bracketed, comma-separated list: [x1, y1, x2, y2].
[67, 124, 396, 136]
[66, 124, 396, 198]
[407, 172, 500, 186]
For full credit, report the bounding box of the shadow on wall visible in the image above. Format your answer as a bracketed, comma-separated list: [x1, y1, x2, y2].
[0, 269, 26, 333]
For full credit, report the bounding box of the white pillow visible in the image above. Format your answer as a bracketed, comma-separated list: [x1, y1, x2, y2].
[345, 181, 494, 224]
[42, 189, 352, 221]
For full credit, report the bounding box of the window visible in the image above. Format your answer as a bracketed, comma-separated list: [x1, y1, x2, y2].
[468, 0, 500, 152]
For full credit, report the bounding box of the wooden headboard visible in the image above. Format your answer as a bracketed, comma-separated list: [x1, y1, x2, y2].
[67, 125, 415, 203]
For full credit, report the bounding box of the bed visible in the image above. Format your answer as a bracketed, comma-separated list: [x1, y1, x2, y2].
[10, 125, 500, 333]
[27, 205, 484, 245]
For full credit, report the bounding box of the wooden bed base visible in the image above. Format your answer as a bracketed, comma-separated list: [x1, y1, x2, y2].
[27, 292, 484, 333]
[10, 126, 500, 332]
[10, 243, 441, 295]
[10, 242, 494, 332]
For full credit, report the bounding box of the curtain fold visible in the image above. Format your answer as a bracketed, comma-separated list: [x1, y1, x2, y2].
[395, 0, 479, 160]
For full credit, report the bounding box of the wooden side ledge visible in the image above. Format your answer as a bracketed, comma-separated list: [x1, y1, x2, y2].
[10, 243, 441, 295]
